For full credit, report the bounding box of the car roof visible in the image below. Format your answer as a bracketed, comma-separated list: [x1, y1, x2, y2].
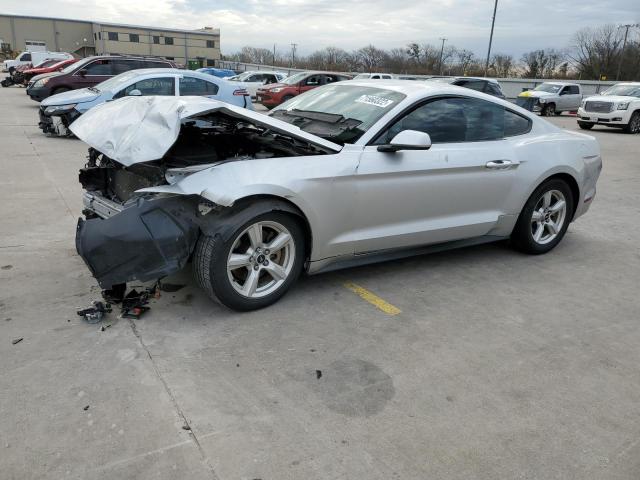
[120, 68, 214, 78]
[340, 79, 490, 99]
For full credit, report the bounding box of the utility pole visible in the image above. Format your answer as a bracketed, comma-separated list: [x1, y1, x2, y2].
[484, 0, 499, 76]
[290, 43, 298, 68]
[616, 24, 639, 80]
[438, 38, 447, 75]
[273, 44, 276, 66]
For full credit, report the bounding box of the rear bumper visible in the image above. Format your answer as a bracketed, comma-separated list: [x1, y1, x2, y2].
[76, 195, 200, 289]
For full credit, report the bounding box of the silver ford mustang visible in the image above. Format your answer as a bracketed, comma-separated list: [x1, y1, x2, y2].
[72, 80, 602, 311]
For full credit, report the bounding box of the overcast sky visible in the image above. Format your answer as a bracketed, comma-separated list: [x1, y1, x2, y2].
[4, 0, 640, 57]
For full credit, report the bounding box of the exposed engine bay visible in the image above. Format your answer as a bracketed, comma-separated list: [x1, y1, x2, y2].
[79, 111, 331, 205]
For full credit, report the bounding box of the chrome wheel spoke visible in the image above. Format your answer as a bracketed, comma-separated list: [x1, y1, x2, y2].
[266, 232, 291, 253]
[546, 221, 558, 234]
[532, 210, 543, 222]
[549, 199, 565, 213]
[247, 224, 263, 249]
[263, 262, 286, 280]
[533, 223, 544, 242]
[542, 191, 552, 208]
[241, 269, 260, 297]
[228, 253, 251, 270]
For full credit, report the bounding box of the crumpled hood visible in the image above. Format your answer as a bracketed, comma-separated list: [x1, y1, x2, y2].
[42, 88, 100, 106]
[70, 96, 341, 167]
[518, 90, 554, 99]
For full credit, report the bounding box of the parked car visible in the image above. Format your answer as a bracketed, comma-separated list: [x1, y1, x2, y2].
[0, 62, 40, 87]
[353, 73, 396, 80]
[516, 82, 582, 116]
[26, 55, 180, 102]
[577, 82, 640, 134]
[38, 69, 252, 136]
[71, 80, 601, 311]
[225, 71, 287, 99]
[425, 76, 505, 99]
[256, 71, 352, 108]
[197, 67, 237, 78]
[3, 51, 73, 73]
[19, 58, 79, 85]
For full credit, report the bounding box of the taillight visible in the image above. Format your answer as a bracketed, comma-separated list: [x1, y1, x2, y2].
[233, 88, 249, 96]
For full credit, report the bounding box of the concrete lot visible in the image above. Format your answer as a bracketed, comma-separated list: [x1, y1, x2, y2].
[1, 82, 639, 480]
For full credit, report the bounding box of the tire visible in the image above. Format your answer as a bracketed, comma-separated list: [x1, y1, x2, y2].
[624, 111, 640, 134]
[542, 103, 556, 116]
[554, 110, 562, 116]
[194, 212, 305, 311]
[511, 178, 574, 255]
[280, 94, 294, 104]
[577, 121, 593, 130]
[8, 66, 15, 75]
[52, 87, 71, 96]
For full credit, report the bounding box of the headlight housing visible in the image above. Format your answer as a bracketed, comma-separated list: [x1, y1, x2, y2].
[44, 104, 77, 115]
[538, 98, 546, 104]
[271, 87, 283, 93]
[34, 77, 50, 87]
[617, 102, 630, 110]
[580, 100, 586, 108]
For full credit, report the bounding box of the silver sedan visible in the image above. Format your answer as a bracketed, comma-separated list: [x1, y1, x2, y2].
[71, 80, 602, 310]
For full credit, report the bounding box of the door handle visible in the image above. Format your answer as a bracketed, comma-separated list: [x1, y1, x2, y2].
[486, 160, 512, 170]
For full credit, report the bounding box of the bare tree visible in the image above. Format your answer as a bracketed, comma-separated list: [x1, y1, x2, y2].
[491, 53, 514, 77]
[571, 25, 624, 79]
[355, 44, 388, 72]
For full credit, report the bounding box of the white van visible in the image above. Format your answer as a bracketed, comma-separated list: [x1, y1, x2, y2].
[3, 51, 74, 73]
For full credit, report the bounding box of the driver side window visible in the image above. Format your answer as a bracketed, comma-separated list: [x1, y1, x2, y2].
[305, 75, 321, 86]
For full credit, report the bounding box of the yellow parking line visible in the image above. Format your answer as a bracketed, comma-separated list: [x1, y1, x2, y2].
[343, 282, 401, 315]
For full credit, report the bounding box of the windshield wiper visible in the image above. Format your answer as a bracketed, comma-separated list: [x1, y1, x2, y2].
[88, 86, 100, 93]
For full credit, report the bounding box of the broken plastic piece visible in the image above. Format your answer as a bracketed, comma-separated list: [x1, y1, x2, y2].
[77, 301, 112, 324]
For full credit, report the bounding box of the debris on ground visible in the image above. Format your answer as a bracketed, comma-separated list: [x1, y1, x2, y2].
[11, 338, 23, 345]
[182, 424, 191, 431]
[102, 283, 126, 304]
[83, 405, 90, 411]
[121, 289, 150, 319]
[159, 282, 185, 293]
[77, 301, 112, 324]
[316, 370, 322, 379]
[5, 318, 11, 322]
[1, 265, 12, 270]
[100, 324, 112, 332]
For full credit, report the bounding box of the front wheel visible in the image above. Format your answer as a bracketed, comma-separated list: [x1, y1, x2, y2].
[194, 212, 305, 311]
[511, 179, 574, 254]
[542, 103, 556, 116]
[624, 111, 640, 134]
[577, 121, 593, 130]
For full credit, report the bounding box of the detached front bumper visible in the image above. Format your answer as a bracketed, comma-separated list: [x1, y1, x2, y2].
[76, 195, 200, 289]
[38, 106, 81, 136]
[577, 107, 630, 126]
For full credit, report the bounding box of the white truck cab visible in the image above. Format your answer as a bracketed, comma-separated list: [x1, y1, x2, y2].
[577, 83, 640, 134]
[516, 82, 582, 116]
[3, 51, 73, 73]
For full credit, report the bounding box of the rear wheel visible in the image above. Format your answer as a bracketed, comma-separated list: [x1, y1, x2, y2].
[577, 121, 593, 130]
[624, 111, 640, 134]
[194, 212, 305, 311]
[511, 179, 574, 254]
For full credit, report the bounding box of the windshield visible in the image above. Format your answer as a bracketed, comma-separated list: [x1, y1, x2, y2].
[234, 72, 255, 81]
[92, 70, 145, 92]
[34, 59, 58, 69]
[602, 84, 640, 97]
[282, 72, 308, 85]
[61, 57, 92, 74]
[533, 83, 562, 93]
[270, 84, 406, 144]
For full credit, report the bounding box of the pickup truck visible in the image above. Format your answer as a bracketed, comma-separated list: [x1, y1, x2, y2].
[577, 82, 640, 134]
[515, 82, 582, 116]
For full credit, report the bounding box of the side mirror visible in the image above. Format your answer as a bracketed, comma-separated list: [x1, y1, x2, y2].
[78, 69, 87, 77]
[377, 130, 432, 153]
[128, 89, 142, 96]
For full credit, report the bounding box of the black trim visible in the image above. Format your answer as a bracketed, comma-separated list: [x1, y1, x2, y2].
[367, 94, 533, 146]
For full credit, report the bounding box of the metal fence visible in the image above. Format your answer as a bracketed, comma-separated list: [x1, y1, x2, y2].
[218, 60, 620, 100]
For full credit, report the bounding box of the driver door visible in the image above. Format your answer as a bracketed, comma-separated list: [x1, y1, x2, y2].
[353, 96, 524, 253]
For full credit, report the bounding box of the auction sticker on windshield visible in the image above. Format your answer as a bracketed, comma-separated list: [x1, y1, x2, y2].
[355, 95, 395, 108]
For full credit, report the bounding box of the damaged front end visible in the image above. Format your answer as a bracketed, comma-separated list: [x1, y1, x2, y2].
[74, 98, 336, 289]
[39, 104, 81, 136]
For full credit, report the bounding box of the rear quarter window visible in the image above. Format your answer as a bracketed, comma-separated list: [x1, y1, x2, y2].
[504, 109, 532, 137]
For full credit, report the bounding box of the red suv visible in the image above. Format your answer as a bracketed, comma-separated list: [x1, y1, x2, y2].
[26, 55, 180, 102]
[256, 71, 351, 108]
[20, 58, 79, 85]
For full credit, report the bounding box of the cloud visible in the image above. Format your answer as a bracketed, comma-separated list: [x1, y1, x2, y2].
[3, 0, 639, 57]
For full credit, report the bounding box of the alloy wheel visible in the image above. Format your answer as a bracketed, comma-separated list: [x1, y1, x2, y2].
[630, 114, 640, 134]
[530, 189, 567, 245]
[226, 220, 296, 298]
